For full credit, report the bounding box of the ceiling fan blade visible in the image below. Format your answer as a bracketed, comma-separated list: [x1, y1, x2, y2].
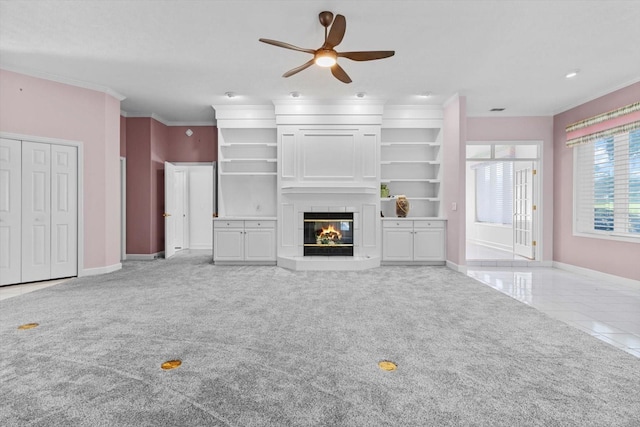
[331, 63, 352, 84]
[324, 14, 346, 48]
[283, 59, 315, 78]
[338, 51, 395, 61]
[259, 38, 315, 54]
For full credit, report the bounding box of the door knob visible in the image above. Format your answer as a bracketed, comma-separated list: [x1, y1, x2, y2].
[163, 213, 171, 217]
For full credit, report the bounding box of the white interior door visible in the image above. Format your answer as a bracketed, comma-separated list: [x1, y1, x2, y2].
[0, 138, 22, 285]
[164, 161, 176, 259]
[514, 162, 535, 259]
[22, 141, 51, 282]
[50, 144, 78, 278]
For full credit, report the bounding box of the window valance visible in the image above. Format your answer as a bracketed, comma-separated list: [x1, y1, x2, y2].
[565, 101, 640, 147]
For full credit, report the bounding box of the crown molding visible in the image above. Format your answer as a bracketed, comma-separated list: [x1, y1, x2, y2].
[0, 64, 126, 101]
[553, 76, 640, 116]
[120, 110, 214, 127]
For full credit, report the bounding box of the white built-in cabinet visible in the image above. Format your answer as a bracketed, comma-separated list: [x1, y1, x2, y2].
[212, 106, 277, 265]
[1, 138, 78, 285]
[213, 219, 276, 264]
[382, 219, 446, 264]
[380, 107, 446, 264]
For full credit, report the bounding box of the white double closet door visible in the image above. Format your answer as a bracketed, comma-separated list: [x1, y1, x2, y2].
[0, 138, 78, 286]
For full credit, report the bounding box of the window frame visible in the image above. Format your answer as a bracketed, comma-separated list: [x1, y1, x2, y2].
[572, 129, 640, 244]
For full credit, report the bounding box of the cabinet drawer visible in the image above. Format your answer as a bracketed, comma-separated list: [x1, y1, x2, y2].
[215, 220, 244, 228]
[383, 220, 413, 228]
[413, 220, 444, 228]
[413, 220, 445, 229]
[245, 220, 275, 229]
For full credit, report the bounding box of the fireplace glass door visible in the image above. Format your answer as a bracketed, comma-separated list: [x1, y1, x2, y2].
[303, 212, 354, 256]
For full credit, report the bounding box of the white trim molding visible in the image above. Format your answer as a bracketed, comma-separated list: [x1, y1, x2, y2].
[81, 263, 122, 277]
[553, 261, 640, 287]
[126, 252, 164, 261]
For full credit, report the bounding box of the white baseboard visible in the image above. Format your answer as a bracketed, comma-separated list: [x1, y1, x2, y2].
[553, 261, 640, 287]
[446, 260, 466, 273]
[81, 263, 122, 277]
[126, 252, 164, 261]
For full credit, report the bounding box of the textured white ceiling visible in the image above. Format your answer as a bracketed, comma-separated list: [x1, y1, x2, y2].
[1, 0, 639, 124]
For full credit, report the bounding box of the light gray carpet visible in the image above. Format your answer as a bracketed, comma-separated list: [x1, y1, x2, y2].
[1, 255, 639, 426]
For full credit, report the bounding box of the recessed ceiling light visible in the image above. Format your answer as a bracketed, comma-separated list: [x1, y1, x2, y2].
[490, 108, 505, 112]
[419, 91, 433, 98]
[290, 91, 300, 98]
[225, 91, 236, 98]
[356, 92, 366, 98]
[565, 69, 580, 79]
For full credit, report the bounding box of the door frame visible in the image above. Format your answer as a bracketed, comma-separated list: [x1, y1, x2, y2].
[465, 140, 542, 262]
[0, 131, 84, 277]
[120, 157, 126, 261]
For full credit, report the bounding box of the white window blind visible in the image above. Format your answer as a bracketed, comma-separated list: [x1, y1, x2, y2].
[475, 161, 513, 225]
[575, 129, 640, 238]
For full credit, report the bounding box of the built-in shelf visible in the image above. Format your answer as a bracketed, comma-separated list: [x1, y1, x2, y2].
[217, 127, 278, 218]
[380, 124, 443, 218]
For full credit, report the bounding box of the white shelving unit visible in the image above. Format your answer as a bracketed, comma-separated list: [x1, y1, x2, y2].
[217, 128, 278, 218]
[380, 127, 442, 218]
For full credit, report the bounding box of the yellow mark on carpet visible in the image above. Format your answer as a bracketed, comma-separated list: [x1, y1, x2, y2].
[378, 360, 397, 371]
[161, 360, 182, 370]
[17, 323, 39, 330]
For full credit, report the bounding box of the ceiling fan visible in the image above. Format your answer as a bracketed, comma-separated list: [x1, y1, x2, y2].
[259, 11, 395, 84]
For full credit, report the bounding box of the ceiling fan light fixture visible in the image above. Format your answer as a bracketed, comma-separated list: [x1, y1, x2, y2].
[315, 50, 337, 67]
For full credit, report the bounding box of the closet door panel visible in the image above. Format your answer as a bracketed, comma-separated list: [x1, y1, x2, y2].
[51, 145, 78, 278]
[0, 138, 22, 285]
[22, 141, 51, 282]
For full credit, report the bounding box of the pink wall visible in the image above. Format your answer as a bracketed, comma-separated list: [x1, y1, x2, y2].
[467, 116, 554, 262]
[443, 95, 467, 267]
[125, 118, 153, 254]
[167, 126, 217, 162]
[150, 119, 169, 254]
[553, 82, 640, 281]
[0, 69, 121, 271]
[121, 119, 216, 255]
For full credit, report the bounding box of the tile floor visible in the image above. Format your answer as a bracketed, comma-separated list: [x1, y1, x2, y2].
[0, 278, 69, 301]
[2, 262, 638, 359]
[467, 267, 640, 358]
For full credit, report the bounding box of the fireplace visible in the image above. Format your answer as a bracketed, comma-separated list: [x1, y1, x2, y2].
[303, 212, 354, 256]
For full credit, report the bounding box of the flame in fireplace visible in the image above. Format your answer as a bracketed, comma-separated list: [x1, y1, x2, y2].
[316, 224, 342, 245]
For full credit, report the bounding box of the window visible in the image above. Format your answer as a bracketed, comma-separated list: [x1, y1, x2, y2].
[474, 161, 513, 225]
[575, 129, 640, 239]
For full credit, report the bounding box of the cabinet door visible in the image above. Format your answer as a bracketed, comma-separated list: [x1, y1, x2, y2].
[244, 228, 275, 261]
[213, 228, 244, 261]
[414, 228, 445, 261]
[0, 138, 21, 285]
[382, 228, 414, 261]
